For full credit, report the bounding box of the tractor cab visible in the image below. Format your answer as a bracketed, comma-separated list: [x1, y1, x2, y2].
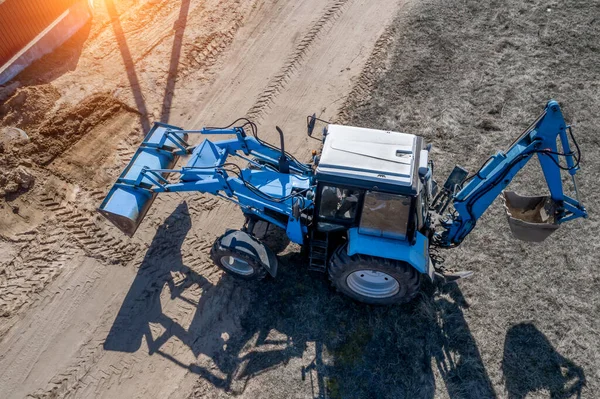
[314, 124, 430, 243]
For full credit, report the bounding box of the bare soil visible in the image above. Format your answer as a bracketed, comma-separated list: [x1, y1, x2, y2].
[0, 0, 407, 398]
[0, 0, 598, 398]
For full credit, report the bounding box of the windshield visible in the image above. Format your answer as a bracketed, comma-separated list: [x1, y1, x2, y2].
[359, 191, 412, 240]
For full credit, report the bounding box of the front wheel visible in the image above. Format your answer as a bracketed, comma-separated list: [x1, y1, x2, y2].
[210, 231, 269, 281]
[328, 245, 421, 305]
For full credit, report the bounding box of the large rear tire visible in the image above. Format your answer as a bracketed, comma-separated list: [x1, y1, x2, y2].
[211, 232, 268, 281]
[328, 244, 421, 305]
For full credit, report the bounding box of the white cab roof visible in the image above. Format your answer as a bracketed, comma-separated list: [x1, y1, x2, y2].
[316, 124, 419, 189]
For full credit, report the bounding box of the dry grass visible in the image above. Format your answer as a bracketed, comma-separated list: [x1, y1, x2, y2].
[190, 0, 600, 398]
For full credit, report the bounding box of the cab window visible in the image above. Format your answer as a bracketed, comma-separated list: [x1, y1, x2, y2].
[359, 191, 412, 240]
[319, 185, 361, 221]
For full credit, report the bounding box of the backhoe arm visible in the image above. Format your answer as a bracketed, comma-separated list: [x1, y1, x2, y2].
[437, 100, 587, 247]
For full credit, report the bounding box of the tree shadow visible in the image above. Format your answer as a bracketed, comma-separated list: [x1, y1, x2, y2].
[502, 323, 586, 399]
[105, 0, 191, 129]
[105, 0, 150, 131]
[6, 0, 191, 133]
[160, 0, 191, 123]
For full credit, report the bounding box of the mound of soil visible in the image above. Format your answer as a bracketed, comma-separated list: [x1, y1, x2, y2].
[0, 84, 60, 129]
[0, 166, 35, 197]
[0, 87, 137, 198]
[22, 93, 137, 165]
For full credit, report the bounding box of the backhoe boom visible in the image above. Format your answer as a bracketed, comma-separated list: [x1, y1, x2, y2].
[437, 100, 587, 247]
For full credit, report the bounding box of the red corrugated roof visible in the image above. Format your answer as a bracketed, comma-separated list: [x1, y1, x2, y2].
[0, 0, 79, 66]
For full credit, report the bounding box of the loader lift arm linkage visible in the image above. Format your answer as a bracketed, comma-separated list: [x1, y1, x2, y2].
[434, 100, 587, 247]
[98, 118, 315, 243]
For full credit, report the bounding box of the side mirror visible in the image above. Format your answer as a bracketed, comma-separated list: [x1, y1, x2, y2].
[443, 165, 469, 191]
[307, 113, 316, 137]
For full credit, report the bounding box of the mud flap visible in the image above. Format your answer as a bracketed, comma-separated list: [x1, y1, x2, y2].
[219, 230, 278, 277]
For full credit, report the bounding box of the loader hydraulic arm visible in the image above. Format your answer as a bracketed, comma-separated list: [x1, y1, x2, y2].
[436, 100, 587, 247]
[98, 119, 315, 240]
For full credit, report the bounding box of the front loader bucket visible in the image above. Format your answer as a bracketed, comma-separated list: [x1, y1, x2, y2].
[98, 122, 187, 236]
[502, 191, 559, 242]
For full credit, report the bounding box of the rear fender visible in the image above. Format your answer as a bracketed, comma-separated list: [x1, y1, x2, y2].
[346, 228, 433, 279]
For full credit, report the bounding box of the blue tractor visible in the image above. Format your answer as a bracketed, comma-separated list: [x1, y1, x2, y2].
[99, 100, 587, 305]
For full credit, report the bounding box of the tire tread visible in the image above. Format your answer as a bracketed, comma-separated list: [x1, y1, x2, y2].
[328, 244, 420, 305]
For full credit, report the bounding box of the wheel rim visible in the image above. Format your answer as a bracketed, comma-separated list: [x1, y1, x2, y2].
[220, 255, 254, 276]
[346, 270, 400, 298]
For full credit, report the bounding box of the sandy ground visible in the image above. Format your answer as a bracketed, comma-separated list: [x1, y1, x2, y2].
[0, 0, 407, 398]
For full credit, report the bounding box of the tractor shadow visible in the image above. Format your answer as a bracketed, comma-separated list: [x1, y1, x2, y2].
[502, 323, 586, 399]
[103, 201, 238, 358]
[104, 202, 496, 398]
[204, 257, 499, 399]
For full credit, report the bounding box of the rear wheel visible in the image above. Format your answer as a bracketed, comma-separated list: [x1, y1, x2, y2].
[328, 244, 420, 305]
[211, 232, 268, 281]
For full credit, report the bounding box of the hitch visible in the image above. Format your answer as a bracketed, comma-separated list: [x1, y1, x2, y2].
[434, 270, 474, 284]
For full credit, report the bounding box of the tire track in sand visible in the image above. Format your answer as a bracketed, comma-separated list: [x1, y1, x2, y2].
[336, 23, 398, 123]
[245, 0, 351, 120]
[25, 222, 225, 399]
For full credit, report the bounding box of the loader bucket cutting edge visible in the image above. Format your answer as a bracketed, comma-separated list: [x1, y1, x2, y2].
[502, 191, 559, 242]
[98, 122, 187, 236]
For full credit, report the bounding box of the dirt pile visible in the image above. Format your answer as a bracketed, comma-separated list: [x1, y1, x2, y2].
[0, 166, 35, 197]
[0, 88, 137, 198]
[21, 93, 137, 165]
[0, 84, 60, 129]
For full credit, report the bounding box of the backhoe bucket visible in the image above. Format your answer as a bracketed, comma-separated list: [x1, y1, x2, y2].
[98, 122, 187, 236]
[502, 191, 559, 242]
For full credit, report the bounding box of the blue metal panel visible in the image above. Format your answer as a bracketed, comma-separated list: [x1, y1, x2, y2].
[241, 170, 310, 196]
[182, 139, 221, 181]
[347, 228, 429, 274]
[440, 100, 588, 246]
[98, 123, 187, 236]
[286, 212, 304, 245]
[99, 121, 315, 240]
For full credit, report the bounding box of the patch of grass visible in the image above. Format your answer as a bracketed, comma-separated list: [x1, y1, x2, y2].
[326, 377, 341, 399]
[333, 321, 372, 367]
